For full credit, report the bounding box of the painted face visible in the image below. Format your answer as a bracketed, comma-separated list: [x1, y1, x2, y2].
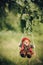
[23, 40, 30, 46]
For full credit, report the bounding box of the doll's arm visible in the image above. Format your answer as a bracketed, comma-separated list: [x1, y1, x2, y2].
[19, 43, 24, 51]
[19, 43, 22, 47]
[30, 44, 35, 48]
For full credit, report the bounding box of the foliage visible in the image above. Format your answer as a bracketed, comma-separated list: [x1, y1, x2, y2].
[0, 0, 43, 33]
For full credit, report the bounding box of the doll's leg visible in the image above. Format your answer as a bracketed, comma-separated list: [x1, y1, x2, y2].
[26, 49, 32, 58]
[20, 50, 26, 57]
[27, 52, 32, 58]
[26, 48, 34, 58]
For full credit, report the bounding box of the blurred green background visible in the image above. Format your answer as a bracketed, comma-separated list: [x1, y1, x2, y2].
[0, 0, 43, 65]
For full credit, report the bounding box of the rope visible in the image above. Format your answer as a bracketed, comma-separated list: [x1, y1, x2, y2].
[32, 34, 35, 48]
[32, 33, 36, 54]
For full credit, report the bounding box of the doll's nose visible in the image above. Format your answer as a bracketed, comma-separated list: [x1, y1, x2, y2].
[26, 41, 27, 43]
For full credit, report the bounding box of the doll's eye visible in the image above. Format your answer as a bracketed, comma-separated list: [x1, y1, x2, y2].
[24, 42, 26, 44]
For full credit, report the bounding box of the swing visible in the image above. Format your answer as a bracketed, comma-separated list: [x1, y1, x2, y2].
[19, 18, 35, 58]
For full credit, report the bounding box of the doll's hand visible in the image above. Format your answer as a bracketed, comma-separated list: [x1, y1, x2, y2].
[20, 47, 24, 51]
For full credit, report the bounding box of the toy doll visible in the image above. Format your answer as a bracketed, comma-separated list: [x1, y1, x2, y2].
[19, 37, 34, 58]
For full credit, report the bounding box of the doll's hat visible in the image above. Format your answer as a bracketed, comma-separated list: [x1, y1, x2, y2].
[22, 37, 31, 43]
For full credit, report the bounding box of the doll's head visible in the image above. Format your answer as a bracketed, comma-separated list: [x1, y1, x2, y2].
[22, 37, 31, 46]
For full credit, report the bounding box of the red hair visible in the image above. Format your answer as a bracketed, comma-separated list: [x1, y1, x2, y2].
[22, 37, 31, 43]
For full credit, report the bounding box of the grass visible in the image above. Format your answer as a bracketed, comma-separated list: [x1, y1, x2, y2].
[0, 31, 43, 65]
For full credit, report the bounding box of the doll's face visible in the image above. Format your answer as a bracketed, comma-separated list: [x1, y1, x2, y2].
[23, 40, 30, 46]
